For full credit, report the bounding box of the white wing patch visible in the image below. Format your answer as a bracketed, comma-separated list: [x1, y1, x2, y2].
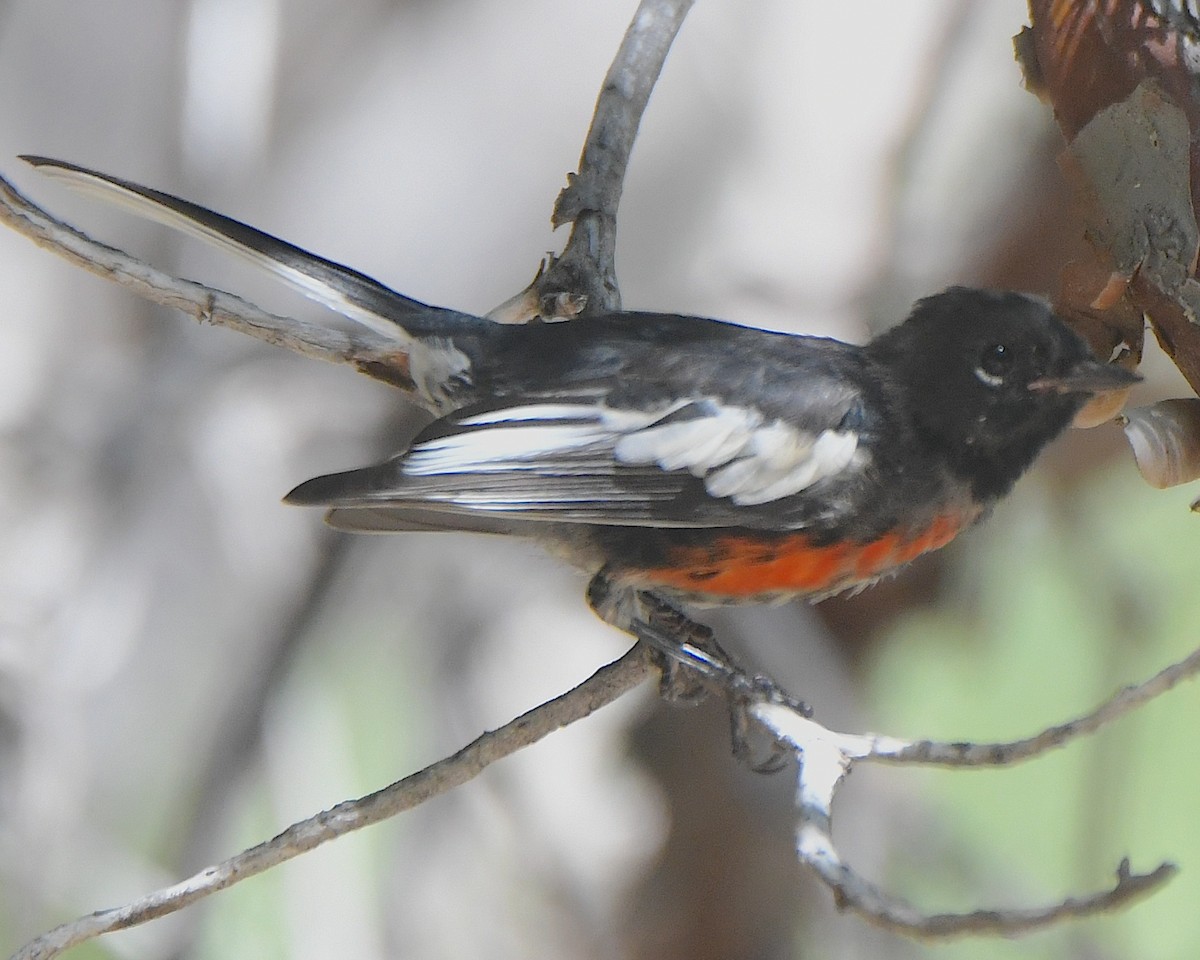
[403, 399, 862, 507]
[705, 427, 858, 504]
[457, 402, 675, 429]
[614, 409, 859, 505]
[613, 405, 760, 474]
[405, 421, 619, 474]
[404, 403, 677, 476]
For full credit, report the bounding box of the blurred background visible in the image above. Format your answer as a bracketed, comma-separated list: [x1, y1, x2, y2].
[1, 1, 1198, 958]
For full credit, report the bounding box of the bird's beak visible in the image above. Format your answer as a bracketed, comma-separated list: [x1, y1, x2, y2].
[1031, 358, 1141, 427]
[1029, 358, 1141, 395]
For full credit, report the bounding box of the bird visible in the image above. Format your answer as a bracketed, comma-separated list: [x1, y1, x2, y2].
[21, 156, 1140, 670]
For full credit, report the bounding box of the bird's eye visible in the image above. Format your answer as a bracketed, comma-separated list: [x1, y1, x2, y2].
[975, 343, 1013, 387]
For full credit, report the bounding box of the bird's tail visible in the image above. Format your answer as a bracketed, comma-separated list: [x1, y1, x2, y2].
[20, 155, 487, 410]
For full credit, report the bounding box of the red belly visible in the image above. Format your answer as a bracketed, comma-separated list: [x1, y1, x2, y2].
[636, 511, 971, 600]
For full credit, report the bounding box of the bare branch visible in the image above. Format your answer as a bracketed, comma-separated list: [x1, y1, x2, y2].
[746, 639, 1200, 936]
[0, 5, 700, 339]
[0, 172, 416, 386]
[9, 645, 654, 960]
[793, 734, 1172, 939]
[861, 640, 1200, 767]
[532, 0, 695, 315]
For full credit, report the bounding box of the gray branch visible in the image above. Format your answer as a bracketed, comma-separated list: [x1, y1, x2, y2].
[9, 648, 655, 960]
[746, 639, 1200, 936]
[531, 0, 695, 317]
[0, 174, 408, 379]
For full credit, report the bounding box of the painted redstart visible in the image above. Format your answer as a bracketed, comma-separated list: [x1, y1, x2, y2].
[22, 157, 1139, 661]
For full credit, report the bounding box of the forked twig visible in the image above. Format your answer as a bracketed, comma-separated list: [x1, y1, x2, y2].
[747, 641, 1200, 936]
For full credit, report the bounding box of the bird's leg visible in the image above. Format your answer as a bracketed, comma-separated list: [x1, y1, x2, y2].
[635, 589, 739, 695]
[585, 572, 809, 769]
[586, 571, 712, 702]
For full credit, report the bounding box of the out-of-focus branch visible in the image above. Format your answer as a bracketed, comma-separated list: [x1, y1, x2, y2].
[744, 638, 1200, 936]
[490, 0, 695, 321]
[10, 646, 655, 960]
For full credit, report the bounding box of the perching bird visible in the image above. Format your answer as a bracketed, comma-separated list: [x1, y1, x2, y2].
[21, 156, 1139, 660]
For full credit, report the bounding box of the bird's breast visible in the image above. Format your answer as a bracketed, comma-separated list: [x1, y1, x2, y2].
[613, 508, 978, 603]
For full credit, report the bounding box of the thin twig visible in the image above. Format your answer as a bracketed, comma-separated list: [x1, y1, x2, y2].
[748, 639, 1200, 936]
[10, 646, 655, 960]
[798, 639, 1200, 768]
[0, 173, 410, 383]
[534, 0, 695, 315]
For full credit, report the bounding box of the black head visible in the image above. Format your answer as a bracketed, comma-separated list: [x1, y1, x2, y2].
[866, 287, 1139, 500]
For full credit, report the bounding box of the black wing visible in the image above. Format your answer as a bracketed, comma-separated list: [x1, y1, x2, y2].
[286, 385, 870, 533]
